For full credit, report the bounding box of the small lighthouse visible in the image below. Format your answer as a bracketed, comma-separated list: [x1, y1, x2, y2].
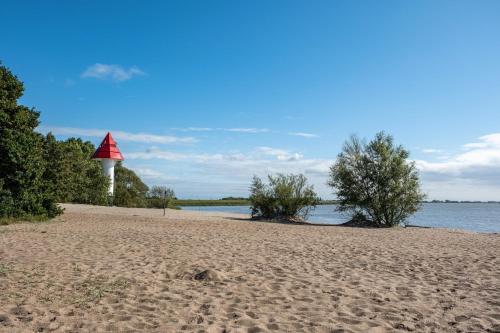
[92, 132, 124, 196]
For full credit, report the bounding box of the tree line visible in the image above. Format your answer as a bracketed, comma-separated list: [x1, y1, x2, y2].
[0, 63, 174, 221]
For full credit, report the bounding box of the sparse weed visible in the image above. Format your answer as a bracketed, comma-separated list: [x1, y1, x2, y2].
[0, 263, 11, 276]
[73, 276, 131, 306]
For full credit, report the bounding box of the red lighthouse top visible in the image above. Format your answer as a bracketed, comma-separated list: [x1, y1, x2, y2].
[92, 132, 124, 160]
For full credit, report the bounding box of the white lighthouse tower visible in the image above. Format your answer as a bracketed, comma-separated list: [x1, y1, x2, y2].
[92, 132, 124, 196]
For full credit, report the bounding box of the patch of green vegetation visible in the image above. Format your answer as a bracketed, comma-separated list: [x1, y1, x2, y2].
[0, 218, 13, 226]
[329, 132, 424, 227]
[250, 174, 320, 221]
[73, 276, 131, 306]
[175, 199, 250, 206]
[0, 263, 11, 276]
[0, 215, 51, 226]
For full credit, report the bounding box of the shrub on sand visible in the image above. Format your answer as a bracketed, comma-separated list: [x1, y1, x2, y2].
[250, 173, 320, 222]
[328, 132, 424, 227]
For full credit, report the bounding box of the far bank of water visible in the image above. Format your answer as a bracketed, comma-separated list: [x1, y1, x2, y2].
[181, 203, 500, 233]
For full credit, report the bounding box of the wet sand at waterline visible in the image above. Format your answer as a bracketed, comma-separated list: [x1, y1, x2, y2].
[0, 204, 499, 333]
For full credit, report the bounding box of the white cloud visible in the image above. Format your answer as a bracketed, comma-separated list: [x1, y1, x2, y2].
[127, 147, 323, 168]
[172, 127, 269, 134]
[257, 146, 303, 161]
[462, 133, 500, 150]
[224, 128, 269, 133]
[422, 148, 443, 154]
[133, 168, 179, 181]
[416, 134, 500, 175]
[128, 150, 197, 161]
[127, 148, 245, 163]
[38, 126, 197, 144]
[288, 132, 319, 138]
[127, 147, 331, 177]
[126, 133, 500, 201]
[81, 63, 145, 82]
[414, 133, 500, 199]
[125, 147, 335, 198]
[181, 127, 214, 132]
[122, 134, 499, 201]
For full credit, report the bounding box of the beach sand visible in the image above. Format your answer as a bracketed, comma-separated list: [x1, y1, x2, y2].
[0, 204, 499, 333]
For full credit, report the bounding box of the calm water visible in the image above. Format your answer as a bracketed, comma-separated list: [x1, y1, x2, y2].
[181, 203, 500, 233]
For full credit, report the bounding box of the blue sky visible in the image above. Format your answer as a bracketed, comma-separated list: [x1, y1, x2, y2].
[2, 0, 500, 199]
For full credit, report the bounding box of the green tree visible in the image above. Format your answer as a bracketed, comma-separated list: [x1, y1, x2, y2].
[147, 185, 177, 209]
[328, 132, 425, 227]
[0, 63, 61, 218]
[113, 163, 149, 207]
[43, 135, 109, 205]
[250, 173, 320, 222]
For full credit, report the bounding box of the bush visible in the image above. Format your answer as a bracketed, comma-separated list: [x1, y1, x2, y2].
[0, 63, 61, 219]
[113, 163, 149, 208]
[250, 174, 320, 222]
[328, 132, 424, 227]
[146, 186, 178, 209]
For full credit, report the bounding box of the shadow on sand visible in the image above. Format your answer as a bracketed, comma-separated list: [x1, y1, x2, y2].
[222, 216, 431, 229]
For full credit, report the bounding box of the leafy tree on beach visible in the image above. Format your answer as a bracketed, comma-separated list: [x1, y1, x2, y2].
[43, 135, 109, 205]
[147, 185, 177, 209]
[328, 132, 424, 227]
[0, 63, 61, 218]
[250, 173, 320, 222]
[113, 163, 149, 208]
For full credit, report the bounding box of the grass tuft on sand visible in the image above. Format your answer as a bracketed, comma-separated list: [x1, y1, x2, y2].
[0, 263, 11, 276]
[73, 276, 131, 306]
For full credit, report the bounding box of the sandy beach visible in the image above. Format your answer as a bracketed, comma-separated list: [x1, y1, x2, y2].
[0, 204, 499, 333]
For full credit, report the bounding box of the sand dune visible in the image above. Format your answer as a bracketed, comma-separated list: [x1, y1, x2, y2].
[0, 204, 499, 332]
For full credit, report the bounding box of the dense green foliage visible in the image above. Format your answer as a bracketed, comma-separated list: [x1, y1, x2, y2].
[113, 162, 149, 207]
[220, 197, 248, 201]
[0, 63, 181, 218]
[250, 173, 320, 222]
[43, 134, 109, 205]
[328, 132, 425, 227]
[44, 139, 169, 208]
[0, 64, 61, 219]
[147, 185, 178, 209]
[114, 166, 180, 209]
[43, 135, 152, 208]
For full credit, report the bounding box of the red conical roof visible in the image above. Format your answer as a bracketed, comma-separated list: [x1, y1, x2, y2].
[92, 132, 124, 160]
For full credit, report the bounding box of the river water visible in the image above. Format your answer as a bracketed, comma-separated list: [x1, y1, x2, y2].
[181, 203, 500, 233]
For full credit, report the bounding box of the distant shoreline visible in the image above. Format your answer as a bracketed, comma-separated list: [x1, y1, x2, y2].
[174, 199, 500, 207]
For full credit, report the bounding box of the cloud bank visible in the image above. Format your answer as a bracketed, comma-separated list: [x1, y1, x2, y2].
[126, 133, 500, 200]
[38, 126, 196, 144]
[81, 63, 145, 82]
[173, 127, 270, 134]
[416, 133, 500, 179]
[415, 133, 500, 199]
[126, 146, 335, 198]
[288, 132, 319, 138]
